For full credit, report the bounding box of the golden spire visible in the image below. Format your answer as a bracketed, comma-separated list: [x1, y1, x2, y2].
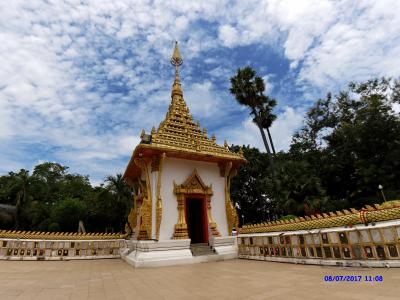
[171, 41, 183, 97]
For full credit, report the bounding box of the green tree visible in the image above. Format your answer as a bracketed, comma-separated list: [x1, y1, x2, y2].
[269, 159, 332, 216]
[230, 145, 274, 224]
[32, 162, 69, 204]
[290, 77, 400, 208]
[230, 67, 277, 171]
[0, 169, 36, 229]
[105, 173, 132, 230]
[49, 198, 87, 232]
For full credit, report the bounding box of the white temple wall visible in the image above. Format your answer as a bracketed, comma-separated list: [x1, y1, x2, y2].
[159, 157, 228, 240]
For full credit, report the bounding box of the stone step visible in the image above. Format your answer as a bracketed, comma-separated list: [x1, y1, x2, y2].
[190, 243, 216, 256]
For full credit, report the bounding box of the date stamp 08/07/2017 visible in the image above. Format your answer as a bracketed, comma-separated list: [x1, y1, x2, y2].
[324, 275, 383, 282]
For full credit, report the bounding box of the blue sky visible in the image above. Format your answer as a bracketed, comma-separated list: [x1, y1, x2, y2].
[1, 0, 400, 185]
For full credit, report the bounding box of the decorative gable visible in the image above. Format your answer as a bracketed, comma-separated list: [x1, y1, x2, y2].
[174, 169, 213, 195]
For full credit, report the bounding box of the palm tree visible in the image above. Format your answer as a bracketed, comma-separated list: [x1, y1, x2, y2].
[255, 98, 277, 155]
[105, 174, 132, 202]
[230, 66, 277, 171]
[105, 173, 133, 228]
[10, 169, 32, 229]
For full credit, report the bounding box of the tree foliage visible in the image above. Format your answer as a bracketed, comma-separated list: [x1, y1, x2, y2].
[230, 66, 277, 170]
[231, 78, 400, 224]
[0, 162, 132, 232]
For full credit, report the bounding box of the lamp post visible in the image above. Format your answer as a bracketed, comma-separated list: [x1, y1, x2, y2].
[378, 185, 387, 203]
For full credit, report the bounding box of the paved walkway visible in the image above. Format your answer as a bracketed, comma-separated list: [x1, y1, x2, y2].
[0, 259, 399, 299]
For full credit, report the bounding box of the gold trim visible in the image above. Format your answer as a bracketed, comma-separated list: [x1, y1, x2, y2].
[0, 230, 126, 240]
[240, 200, 400, 234]
[172, 169, 220, 239]
[134, 158, 152, 239]
[222, 162, 239, 235]
[156, 153, 166, 240]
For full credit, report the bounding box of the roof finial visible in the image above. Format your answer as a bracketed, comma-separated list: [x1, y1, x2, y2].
[171, 41, 183, 97]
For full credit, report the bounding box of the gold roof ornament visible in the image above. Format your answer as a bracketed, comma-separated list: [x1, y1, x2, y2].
[171, 41, 183, 66]
[123, 42, 245, 180]
[171, 41, 183, 98]
[239, 200, 400, 234]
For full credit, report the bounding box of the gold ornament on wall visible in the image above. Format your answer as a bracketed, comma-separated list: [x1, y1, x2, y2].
[155, 153, 166, 240]
[172, 169, 220, 239]
[220, 161, 239, 235]
[134, 158, 152, 240]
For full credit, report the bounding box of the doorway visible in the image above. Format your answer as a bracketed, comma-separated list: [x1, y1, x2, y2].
[185, 197, 208, 244]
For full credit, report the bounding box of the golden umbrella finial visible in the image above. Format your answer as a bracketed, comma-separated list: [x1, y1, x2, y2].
[171, 41, 183, 66]
[170, 41, 183, 97]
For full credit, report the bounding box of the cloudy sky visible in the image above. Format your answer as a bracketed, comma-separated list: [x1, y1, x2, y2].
[1, 0, 399, 185]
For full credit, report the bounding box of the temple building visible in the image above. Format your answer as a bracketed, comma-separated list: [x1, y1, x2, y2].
[121, 42, 245, 267]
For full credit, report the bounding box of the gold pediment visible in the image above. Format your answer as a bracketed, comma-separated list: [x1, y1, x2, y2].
[174, 169, 212, 195]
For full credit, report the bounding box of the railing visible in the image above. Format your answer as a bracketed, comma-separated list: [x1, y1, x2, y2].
[238, 219, 400, 267]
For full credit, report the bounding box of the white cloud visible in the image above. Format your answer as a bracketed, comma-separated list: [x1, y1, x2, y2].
[1, 0, 399, 183]
[224, 106, 304, 152]
[218, 25, 239, 48]
[269, 106, 304, 151]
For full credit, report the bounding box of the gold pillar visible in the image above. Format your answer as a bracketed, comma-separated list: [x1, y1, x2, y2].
[134, 158, 152, 240]
[155, 153, 166, 240]
[172, 193, 189, 239]
[206, 195, 221, 237]
[222, 162, 239, 235]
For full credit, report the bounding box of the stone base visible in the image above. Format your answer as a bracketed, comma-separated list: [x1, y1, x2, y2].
[122, 236, 237, 268]
[210, 236, 237, 260]
[122, 239, 192, 268]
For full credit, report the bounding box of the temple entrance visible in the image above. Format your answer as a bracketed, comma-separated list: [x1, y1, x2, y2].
[185, 197, 208, 244]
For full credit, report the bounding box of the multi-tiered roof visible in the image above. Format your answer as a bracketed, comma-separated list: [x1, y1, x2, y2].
[124, 42, 245, 181]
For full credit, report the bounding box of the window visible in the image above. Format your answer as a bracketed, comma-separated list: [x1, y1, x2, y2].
[359, 230, 370, 243]
[342, 247, 351, 258]
[338, 232, 348, 244]
[313, 234, 320, 244]
[364, 246, 373, 258]
[299, 235, 305, 245]
[353, 245, 362, 259]
[285, 236, 291, 244]
[333, 246, 341, 258]
[308, 247, 315, 257]
[371, 230, 382, 243]
[348, 231, 359, 243]
[316, 247, 322, 257]
[323, 247, 332, 258]
[322, 233, 329, 244]
[376, 246, 386, 259]
[383, 229, 395, 242]
[388, 245, 398, 257]
[305, 235, 313, 244]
